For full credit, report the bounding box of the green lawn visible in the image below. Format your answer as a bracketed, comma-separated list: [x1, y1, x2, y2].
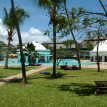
[0, 67, 107, 107]
[0, 66, 40, 79]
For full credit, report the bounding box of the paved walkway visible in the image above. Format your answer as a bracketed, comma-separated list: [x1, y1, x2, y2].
[0, 65, 52, 86]
[81, 64, 107, 69]
[73, 60, 107, 69]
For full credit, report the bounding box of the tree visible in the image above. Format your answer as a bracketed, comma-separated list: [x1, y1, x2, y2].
[84, 0, 107, 17]
[0, 41, 6, 46]
[83, 16, 107, 72]
[62, 39, 74, 49]
[86, 41, 94, 51]
[81, 0, 107, 72]
[62, 40, 69, 49]
[63, 0, 82, 70]
[0, 41, 6, 59]
[11, 0, 28, 84]
[32, 0, 64, 78]
[0, 41, 6, 54]
[3, 6, 29, 69]
[56, 47, 74, 66]
[24, 43, 39, 66]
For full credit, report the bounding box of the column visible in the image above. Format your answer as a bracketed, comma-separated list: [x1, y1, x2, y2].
[18, 55, 20, 62]
[39, 55, 40, 61]
[17, 53, 19, 62]
[45, 55, 47, 62]
[48, 55, 50, 62]
[93, 56, 96, 62]
[26, 56, 28, 63]
[102, 55, 104, 62]
[36, 58, 38, 63]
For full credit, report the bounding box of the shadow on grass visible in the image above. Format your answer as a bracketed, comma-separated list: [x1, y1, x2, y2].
[7, 67, 33, 71]
[47, 83, 96, 96]
[5, 72, 67, 84]
[0, 76, 8, 79]
[8, 78, 22, 84]
[0, 78, 21, 84]
[0, 79, 8, 83]
[8, 67, 22, 70]
[27, 72, 67, 80]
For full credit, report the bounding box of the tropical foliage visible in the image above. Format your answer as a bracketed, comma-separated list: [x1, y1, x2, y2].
[24, 43, 39, 66]
[3, 6, 29, 69]
[32, 0, 64, 78]
[0, 41, 6, 60]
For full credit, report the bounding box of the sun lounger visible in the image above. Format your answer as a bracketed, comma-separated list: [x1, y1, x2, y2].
[35, 64, 41, 66]
[72, 65, 79, 70]
[60, 65, 72, 70]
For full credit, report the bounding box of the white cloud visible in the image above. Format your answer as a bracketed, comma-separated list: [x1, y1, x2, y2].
[0, 18, 50, 45]
[0, 19, 8, 43]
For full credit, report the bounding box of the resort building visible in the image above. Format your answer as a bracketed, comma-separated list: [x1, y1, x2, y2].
[42, 40, 90, 59]
[17, 41, 50, 63]
[90, 40, 107, 62]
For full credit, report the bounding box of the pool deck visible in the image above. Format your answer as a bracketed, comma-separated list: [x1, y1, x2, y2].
[0, 60, 107, 69]
[79, 60, 107, 69]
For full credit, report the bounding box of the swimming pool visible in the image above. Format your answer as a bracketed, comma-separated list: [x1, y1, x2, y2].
[0, 59, 96, 65]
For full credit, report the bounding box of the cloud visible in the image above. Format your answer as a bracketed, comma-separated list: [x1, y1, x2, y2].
[19, 27, 50, 44]
[0, 19, 8, 43]
[0, 18, 50, 45]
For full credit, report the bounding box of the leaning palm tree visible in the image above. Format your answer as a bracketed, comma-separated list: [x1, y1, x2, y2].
[3, 6, 29, 69]
[7, 0, 29, 84]
[32, 0, 64, 78]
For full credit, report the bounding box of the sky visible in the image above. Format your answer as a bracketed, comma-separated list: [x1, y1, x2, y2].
[0, 0, 107, 45]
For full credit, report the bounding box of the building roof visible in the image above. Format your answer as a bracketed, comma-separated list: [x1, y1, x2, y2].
[32, 41, 47, 50]
[23, 41, 47, 51]
[81, 36, 107, 48]
[42, 40, 76, 49]
[92, 40, 107, 52]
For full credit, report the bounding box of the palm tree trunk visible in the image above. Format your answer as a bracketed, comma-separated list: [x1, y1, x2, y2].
[11, 0, 27, 83]
[64, 0, 81, 70]
[4, 39, 10, 69]
[97, 29, 100, 72]
[97, 45, 100, 72]
[53, 5, 57, 78]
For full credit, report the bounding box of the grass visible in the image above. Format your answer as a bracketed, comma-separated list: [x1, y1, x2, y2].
[0, 67, 107, 107]
[0, 66, 40, 79]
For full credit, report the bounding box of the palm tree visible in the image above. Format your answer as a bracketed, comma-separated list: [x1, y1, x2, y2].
[11, 0, 29, 83]
[62, 39, 74, 49]
[62, 40, 69, 49]
[32, 0, 64, 78]
[24, 43, 39, 66]
[3, 6, 29, 69]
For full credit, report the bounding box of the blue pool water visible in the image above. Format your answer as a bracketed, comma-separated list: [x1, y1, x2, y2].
[0, 59, 96, 65]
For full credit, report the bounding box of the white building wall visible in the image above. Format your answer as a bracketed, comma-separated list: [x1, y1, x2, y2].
[90, 51, 107, 62]
[90, 40, 107, 62]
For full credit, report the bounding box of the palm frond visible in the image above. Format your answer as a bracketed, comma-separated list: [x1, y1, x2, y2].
[3, 6, 29, 30]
